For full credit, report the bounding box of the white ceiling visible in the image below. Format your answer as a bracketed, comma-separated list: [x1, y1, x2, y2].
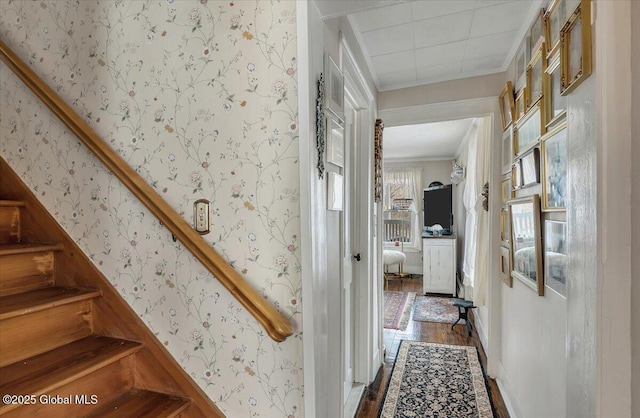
[316, 0, 543, 92]
[383, 119, 475, 161]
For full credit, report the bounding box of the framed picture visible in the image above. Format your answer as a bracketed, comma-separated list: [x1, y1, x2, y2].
[560, 0, 592, 96]
[514, 101, 544, 156]
[326, 116, 344, 167]
[544, 55, 566, 128]
[501, 127, 513, 175]
[500, 206, 511, 247]
[515, 88, 526, 124]
[325, 54, 344, 120]
[520, 147, 540, 188]
[529, 8, 546, 58]
[514, 37, 530, 92]
[545, 220, 567, 297]
[544, 0, 567, 59]
[509, 195, 544, 296]
[499, 81, 515, 130]
[512, 160, 522, 190]
[500, 246, 513, 287]
[327, 172, 344, 211]
[541, 124, 567, 211]
[500, 176, 513, 204]
[526, 43, 546, 109]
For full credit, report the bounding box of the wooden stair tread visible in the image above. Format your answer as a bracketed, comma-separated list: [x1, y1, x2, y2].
[0, 287, 101, 320]
[0, 200, 25, 207]
[0, 242, 64, 255]
[86, 389, 190, 418]
[0, 336, 142, 401]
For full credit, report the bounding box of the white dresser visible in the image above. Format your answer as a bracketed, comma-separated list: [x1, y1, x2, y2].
[422, 236, 457, 295]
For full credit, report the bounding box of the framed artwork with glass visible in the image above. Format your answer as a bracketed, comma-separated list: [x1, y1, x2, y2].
[499, 81, 515, 130]
[560, 0, 592, 95]
[544, 55, 566, 128]
[509, 195, 544, 296]
[544, 0, 567, 59]
[541, 124, 568, 211]
[545, 220, 567, 297]
[526, 43, 546, 109]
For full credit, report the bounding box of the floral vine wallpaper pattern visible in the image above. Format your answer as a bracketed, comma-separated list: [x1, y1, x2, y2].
[0, 1, 302, 416]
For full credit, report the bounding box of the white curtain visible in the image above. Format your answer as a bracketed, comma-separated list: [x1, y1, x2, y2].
[385, 168, 421, 250]
[462, 118, 491, 305]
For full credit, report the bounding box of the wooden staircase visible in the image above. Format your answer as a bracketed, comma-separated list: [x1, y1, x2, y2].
[0, 160, 223, 417]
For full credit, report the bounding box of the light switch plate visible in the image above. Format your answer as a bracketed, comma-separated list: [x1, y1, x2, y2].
[194, 199, 210, 234]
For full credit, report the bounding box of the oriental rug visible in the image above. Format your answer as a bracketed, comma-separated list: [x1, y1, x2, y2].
[412, 295, 461, 324]
[380, 341, 493, 418]
[383, 291, 416, 331]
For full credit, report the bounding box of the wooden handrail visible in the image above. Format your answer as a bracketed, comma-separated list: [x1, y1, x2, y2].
[0, 39, 293, 342]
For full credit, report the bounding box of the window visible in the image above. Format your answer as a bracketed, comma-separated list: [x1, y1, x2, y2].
[383, 169, 421, 250]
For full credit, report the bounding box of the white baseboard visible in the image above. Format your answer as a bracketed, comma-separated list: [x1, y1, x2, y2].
[496, 362, 520, 418]
[473, 308, 488, 352]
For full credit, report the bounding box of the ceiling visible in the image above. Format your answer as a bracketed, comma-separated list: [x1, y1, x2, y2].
[316, 0, 543, 92]
[383, 119, 475, 161]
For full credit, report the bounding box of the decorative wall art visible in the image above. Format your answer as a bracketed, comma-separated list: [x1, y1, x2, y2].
[374, 119, 384, 203]
[512, 160, 523, 190]
[500, 206, 511, 247]
[541, 124, 568, 211]
[501, 127, 513, 175]
[560, 0, 592, 95]
[509, 195, 544, 296]
[327, 172, 344, 211]
[499, 81, 515, 130]
[545, 220, 567, 297]
[514, 102, 543, 156]
[520, 147, 541, 188]
[501, 176, 513, 205]
[544, 0, 567, 59]
[326, 116, 345, 167]
[515, 88, 526, 124]
[316, 73, 326, 178]
[526, 43, 546, 109]
[529, 8, 546, 57]
[514, 36, 530, 91]
[325, 54, 344, 120]
[500, 246, 513, 287]
[544, 56, 567, 128]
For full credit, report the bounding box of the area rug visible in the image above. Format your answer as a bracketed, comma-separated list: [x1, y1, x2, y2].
[380, 341, 493, 418]
[383, 291, 416, 331]
[412, 295, 461, 324]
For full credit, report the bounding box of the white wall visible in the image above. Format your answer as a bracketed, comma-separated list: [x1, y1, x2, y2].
[632, 2, 640, 416]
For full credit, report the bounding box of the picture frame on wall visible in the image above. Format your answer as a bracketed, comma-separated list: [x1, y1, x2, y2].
[544, 55, 567, 128]
[509, 195, 544, 296]
[327, 172, 344, 211]
[526, 43, 546, 109]
[512, 160, 523, 190]
[500, 245, 513, 287]
[544, 0, 567, 59]
[529, 8, 546, 58]
[541, 124, 568, 211]
[515, 88, 526, 124]
[520, 147, 541, 188]
[501, 127, 513, 175]
[560, 0, 592, 96]
[324, 54, 344, 121]
[514, 101, 543, 156]
[499, 81, 515, 131]
[326, 116, 344, 167]
[514, 37, 530, 92]
[545, 220, 567, 297]
[500, 206, 511, 247]
[501, 175, 513, 205]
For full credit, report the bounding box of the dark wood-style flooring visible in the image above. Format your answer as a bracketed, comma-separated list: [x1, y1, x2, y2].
[355, 276, 509, 417]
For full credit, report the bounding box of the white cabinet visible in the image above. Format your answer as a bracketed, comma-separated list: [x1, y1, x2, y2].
[422, 237, 457, 295]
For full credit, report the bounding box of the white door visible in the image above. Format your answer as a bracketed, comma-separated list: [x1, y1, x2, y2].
[342, 100, 356, 403]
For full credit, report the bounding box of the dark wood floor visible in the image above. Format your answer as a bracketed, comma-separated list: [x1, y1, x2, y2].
[355, 276, 509, 418]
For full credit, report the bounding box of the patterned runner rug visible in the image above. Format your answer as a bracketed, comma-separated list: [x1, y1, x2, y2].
[380, 341, 493, 418]
[383, 291, 416, 331]
[412, 295, 462, 324]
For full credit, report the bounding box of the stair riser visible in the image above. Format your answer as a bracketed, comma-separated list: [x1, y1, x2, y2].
[0, 207, 21, 244]
[0, 251, 56, 296]
[1, 355, 135, 418]
[0, 300, 93, 367]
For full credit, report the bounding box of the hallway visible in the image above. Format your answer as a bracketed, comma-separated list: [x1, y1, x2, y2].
[355, 277, 509, 417]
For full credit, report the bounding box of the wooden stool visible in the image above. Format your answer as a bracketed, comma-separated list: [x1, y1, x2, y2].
[451, 299, 476, 336]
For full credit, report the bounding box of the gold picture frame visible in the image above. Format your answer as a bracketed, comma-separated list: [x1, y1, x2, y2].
[529, 8, 546, 58]
[500, 206, 511, 247]
[526, 43, 546, 109]
[500, 245, 513, 287]
[514, 87, 526, 124]
[541, 123, 568, 211]
[514, 101, 544, 156]
[544, 0, 567, 59]
[501, 176, 513, 204]
[509, 195, 544, 296]
[560, 0, 592, 96]
[544, 54, 566, 129]
[501, 127, 513, 175]
[499, 81, 515, 131]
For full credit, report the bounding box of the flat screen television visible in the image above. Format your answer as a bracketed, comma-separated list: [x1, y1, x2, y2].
[423, 184, 453, 234]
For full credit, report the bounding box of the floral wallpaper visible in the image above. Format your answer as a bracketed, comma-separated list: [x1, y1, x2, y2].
[0, 1, 302, 416]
